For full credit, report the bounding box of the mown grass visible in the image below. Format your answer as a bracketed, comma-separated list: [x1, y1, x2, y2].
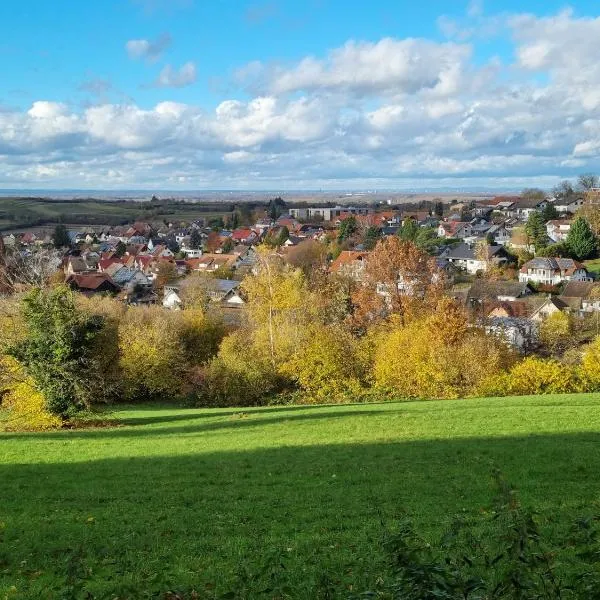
[1, 394, 600, 598]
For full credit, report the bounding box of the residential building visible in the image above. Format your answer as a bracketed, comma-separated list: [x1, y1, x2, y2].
[518, 258, 590, 285]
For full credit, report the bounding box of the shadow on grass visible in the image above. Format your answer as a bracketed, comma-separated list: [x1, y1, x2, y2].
[1, 432, 600, 597]
[1, 409, 391, 440]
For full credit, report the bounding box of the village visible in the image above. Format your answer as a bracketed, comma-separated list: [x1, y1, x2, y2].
[2, 184, 600, 356]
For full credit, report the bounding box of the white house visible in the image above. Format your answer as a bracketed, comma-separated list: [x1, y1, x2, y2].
[546, 220, 572, 243]
[519, 257, 590, 286]
[442, 243, 511, 274]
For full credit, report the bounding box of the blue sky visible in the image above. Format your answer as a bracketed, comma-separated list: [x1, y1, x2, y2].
[1, 0, 600, 189]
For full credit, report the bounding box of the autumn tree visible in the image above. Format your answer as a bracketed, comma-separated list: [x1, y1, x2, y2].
[285, 239, 327, 277]
[155, 261, 178, 289]
[351, 237, 444, 329]
[221, 237, 235, 253]
[578, 173, 599, 191]
[205, 231, 222, 253]
[540, 311, 573, 356]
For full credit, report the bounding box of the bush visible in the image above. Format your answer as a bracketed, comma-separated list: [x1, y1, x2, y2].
[481, 357, 582, 397]
[279, 325, 365, 403]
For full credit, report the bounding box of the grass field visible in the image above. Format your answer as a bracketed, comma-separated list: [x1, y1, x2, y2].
[584, 258, 600, 278]
[2, 394, 600, 598]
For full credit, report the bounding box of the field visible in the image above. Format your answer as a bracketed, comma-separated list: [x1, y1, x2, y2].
[0, 197, 238, 231]
[2, 394, 600, 598]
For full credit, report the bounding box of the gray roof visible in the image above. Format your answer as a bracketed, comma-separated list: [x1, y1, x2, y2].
[468, 280, 531, 300]
[214, 279, 240, 293]
[444, 242, 504, 260]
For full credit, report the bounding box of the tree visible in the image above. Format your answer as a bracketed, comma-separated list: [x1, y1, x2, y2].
[52, 224, 71, 249]
[397, 218, 419, 242]
[189, 229, 202, 250]
[433, 201, 444, 218]
[285, 239, 327, 276]
[0, 249, 62, 292]
[352, 237, 444, 328]
[553, 180, 576, 202]
[540, 311, 572, 355]
[521, 188, 546, 201]
[566, 216, 597, 260]
[205, 231, 222, 253]
[221, 237, 235, 253]
[363, 226, 381, 250]
[114, 241, 127, 258]
[525, 212, 548, 252]
[578, 173, 599, 191]
[267, 197, 287, 220]
[338, 216, 357, 242]
[155, 261, 177, 289]
[541, 203, 559, 222]
[7, 286, 105, 418]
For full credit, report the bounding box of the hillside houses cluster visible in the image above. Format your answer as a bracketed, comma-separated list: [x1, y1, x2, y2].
[2, 189, 599, 352]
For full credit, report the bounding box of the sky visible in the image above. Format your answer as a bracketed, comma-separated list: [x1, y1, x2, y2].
[2, 0, 600, 190]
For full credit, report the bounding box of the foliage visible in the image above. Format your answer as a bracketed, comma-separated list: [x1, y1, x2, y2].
[7, 286, 106, 418]
[535, 242, 570, 257]
[481, 357, 582, 397]
[0, 356, 62, 431]
[338, 215, 358, 242]
[541, 202, 559, 221]
[398, 218, 419, 241]
[119, 307, 188, 402]
[581, 335, 600, 391]
[221, 237, 234, 253]
[521, 187, 546, 201]
[567, 216, 597, 260]
[154, 261, 177, 289]
[189, 228, 202, 250]
[285, 239, 327, 277]
[264, 226, 289, 248]
[363, 225, 381, 250]
[52, 223, 71, 249]
[267, 196, 286, 220]
[280, 325, 365, 402]
[114, 240, 127, 258]
[352, 237, 444, 329]
[578, 173, 599, 190]
[540, 310, 572, 355]
[373, 299, 510, 399]
[364, 472, 600, 599]
[524, 211, 548, 252]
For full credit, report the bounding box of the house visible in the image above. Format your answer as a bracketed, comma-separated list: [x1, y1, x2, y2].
[518, 258, 590, 286]
[289, 206, 370, 222]
[65, 255, 98, 276]
[230, 228, 258, 244]
[509, 197, 548, 219]
[486, 223, 511, 246]
[329, 251, 368, 280]
[486, 317, 538, 352]
[66, 273, 120, 296]
[437, 221, 473, 239]
[529, 296, 570, 321]
[163, 284, 183, 310]
[466, 280, 533, 310]
[559, 281, 600, 313]
[204, 279, 246, 307]
[442, 243, 511, 274]
[546, 220, 572, 243]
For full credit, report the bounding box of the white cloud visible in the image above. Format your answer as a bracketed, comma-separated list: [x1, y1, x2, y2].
[152, 62, 197, 88]
[126, 33, 171, 62]
[5, 9, 600, 189]
[239, 38, 472, 97]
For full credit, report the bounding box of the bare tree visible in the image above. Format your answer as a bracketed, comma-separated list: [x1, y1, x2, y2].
[0, 248, 63, 292]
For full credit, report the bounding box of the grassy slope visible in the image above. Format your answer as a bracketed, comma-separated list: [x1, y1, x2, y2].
[2, 394, 600, 597]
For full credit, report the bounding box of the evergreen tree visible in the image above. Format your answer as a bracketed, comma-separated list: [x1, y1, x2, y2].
[566, 216, 597, 260]
[525, 212, 548, 252]
[397, 218, 419, 242]
[363, 226, 381, 250]
[189, 229, 202, 250]
[541, 203, 559, 222]
[52, 224, 71, 249]
[337, 216, 357, 242]
[114, 241, 127, 258]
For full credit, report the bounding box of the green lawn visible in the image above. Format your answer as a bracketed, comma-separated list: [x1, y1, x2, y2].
[584, 258, 600, 278]
[2, 394, 600, 598]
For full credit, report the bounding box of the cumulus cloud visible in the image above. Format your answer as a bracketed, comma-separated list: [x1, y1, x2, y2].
[237, 38, 472, 96]
[151, 61, 197, 88]
[126, 33, 172, 61]
[4, 9, 600, 189]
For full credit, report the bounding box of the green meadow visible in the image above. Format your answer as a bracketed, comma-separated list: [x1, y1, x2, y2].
[2, 393, 600, 598]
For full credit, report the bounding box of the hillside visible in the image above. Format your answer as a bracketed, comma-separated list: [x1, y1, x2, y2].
[2, 394, 600, 597]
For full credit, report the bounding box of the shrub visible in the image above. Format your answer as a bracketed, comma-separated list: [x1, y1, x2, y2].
[7, 286, 105, 418]
[279, 325, 365, 403]
[119, 307, 187, 402]
[0, 356, 61, 431]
